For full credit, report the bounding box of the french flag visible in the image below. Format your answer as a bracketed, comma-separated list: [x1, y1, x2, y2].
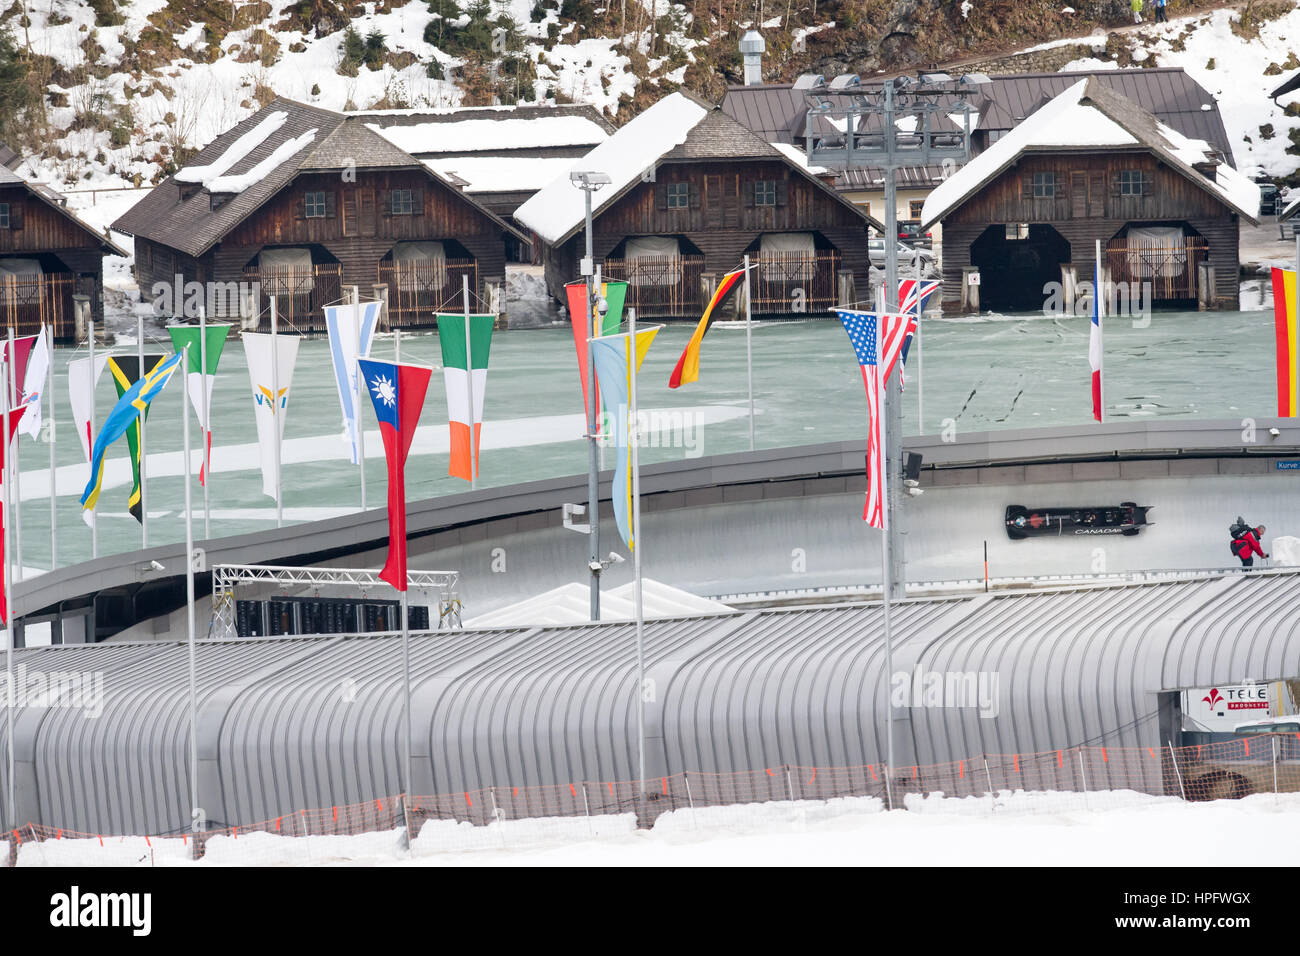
[1090, 261, 1103, 423]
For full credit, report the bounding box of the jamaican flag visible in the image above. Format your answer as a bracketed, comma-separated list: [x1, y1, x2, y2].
[106, 354, 165, 522]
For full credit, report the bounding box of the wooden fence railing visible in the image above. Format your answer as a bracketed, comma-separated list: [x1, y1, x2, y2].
[1106, 237, 1209, 301]
[379, 259, 478, 328]
[0, 273, 77, 339]
[241, 264, 344, 333]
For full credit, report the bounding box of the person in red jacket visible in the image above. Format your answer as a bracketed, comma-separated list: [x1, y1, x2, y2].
[1231, 524, 1268, 569]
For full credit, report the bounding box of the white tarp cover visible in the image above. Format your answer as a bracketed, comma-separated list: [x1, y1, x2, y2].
[1125, 225, 1185, 278]
[760, 232, 816, 280]
[258, 247, 313, 294]
[624, 236, 680, 286]
[390, 241, 447, 291]
[0, 258, 42, 278]
[463, 578, 734, 628]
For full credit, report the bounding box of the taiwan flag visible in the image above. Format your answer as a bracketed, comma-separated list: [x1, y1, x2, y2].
[358, 358, 433, 591]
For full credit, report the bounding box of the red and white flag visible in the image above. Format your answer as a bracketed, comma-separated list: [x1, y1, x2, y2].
[1090, 260, 1103, 422]
[835, 309, 916, 529]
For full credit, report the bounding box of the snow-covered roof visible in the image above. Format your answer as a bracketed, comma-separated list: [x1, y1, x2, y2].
[421, 155, 581, 194]
[175, 111, 289, 185]
[921, 77, 1259, 227]
[368, 115, 610, 155]
[207, 128, 317, 194]
[514, 92, 710, 245]
[770, 142, 829, 175]
[463, 579, 733, 628]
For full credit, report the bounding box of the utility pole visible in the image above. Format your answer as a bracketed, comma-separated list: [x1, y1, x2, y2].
[570, 170, 611, 621]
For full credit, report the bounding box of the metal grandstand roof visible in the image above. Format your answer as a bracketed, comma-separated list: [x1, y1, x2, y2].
[4, 570, 1298, 835]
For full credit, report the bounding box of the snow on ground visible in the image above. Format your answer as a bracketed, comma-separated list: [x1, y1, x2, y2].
[1127, 5, 1300, 178]
[15, 791, 1300, 866]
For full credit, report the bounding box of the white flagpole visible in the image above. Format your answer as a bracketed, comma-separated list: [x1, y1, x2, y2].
[1096, 239, 1106, 425]
[88, 318, 97, 559]
[878, 316, 894, 811]
[2, 362, 12, 835]
[352, 285, 366, 514]
[8, 328, 20, 582]
[181, 343, 199, 853]
[915, 258, 924, 435]
[46, 325, 55, 569]
[137, 313, 147, 547]
[199, 305, 210, 539]
[401, 586, 411, 802]
[629, 306, 646, 799]
[744, 256, 755, 452]
[462, 273, 476, 491]
[271, 297, 282, 528]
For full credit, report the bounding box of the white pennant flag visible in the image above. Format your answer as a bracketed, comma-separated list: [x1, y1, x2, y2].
[324, 301, 381, 464]
[67, 352, 109, 527]
[18, 326, 49, 439]
[242, 331, 299, 501]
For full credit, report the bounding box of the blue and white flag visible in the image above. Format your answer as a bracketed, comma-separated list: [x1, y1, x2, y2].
[324, 300, 382, 464]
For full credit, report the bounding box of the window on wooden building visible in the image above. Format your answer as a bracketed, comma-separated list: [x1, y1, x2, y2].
[1118, 169, 1147, 196]
[1032, 172, 1057, 199]
[304, 191, 328, 218]
[666, 182, 690, 208]
[909, 200, 924, 220]
[390, 189, 415, 215]
[754, 181, 777, 206]
[0, 203, 8, 228]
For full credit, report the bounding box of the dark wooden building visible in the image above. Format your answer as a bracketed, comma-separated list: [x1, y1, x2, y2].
[921, 78, 1258, 313]
[0, 166, 126, 339]
[514, 91, 881, 319]
[113, 98, 527, 331]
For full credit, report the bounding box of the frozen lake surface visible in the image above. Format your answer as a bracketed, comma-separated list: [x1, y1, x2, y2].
[8, 305, 1277, 571]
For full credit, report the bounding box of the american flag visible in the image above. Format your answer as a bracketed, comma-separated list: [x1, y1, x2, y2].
[896, 279, 940, 388]
[836, 310, 916, 528]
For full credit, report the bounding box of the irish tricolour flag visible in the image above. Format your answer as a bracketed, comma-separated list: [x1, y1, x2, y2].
[436, 313, 494, 481]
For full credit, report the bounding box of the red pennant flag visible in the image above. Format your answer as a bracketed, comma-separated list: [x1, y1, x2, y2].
[0, 402, 29, 624]
[357, 358, 432, 592]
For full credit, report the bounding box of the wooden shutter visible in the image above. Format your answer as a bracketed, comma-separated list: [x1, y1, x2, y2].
[745, 181, 756, 208]
[325, 192, 337, 218]
[411, 188, 424, 215]
[1089, 172, 1105, 216]
[1109, 174, 1122, 197]
[776, 180, 788, 206]
[656, 185, 667, 211]
[689, 182, 701, 209]
[1141, 172, 1154, 196]
[381, 190, 391, 217]
[1021, 176, 1033, 199]
[1070, 172, 1087, 218]
[9, 202, 21, 230]
[295, 195, 306, 220]
[342, 191, 356, 236]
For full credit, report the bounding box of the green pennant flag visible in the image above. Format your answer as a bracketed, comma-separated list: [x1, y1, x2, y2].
[167, 324, 231, 485]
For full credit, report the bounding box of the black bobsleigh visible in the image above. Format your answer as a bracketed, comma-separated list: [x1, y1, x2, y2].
[1005, 502, 1153, 540]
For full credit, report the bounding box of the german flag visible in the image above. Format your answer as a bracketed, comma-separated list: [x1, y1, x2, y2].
[668, 267, 746, 389]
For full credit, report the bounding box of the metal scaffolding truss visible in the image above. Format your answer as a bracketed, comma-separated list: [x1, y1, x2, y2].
[210, 564, 462, 639]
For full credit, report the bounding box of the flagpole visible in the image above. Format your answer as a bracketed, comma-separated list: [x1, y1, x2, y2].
[88, 317, 97, 559]
[8, 328, 20, 582]
[199, 305, 210, 540]
[915, 256, 924, 435]
[1096, 239, 1106, 425]
[463, 273, 475, 491]
[137, 313, 147, 547]
[353, 285, 367, 514]
[46, 324, 55, 569]
[401, 586, 411, 803]
[271, 297, 282, 529]
[744, 255, 755, 452]
[181, 343, 199, 855]
[629, 306, 648, 805]
[878, 316, 895, 812]
[2, 362, 12, 836]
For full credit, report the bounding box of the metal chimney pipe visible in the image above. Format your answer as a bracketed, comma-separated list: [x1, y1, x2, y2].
[740, 30, 765, 86]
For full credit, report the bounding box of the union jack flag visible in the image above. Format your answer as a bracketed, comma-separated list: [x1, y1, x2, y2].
[896, 279, 940, 388]
[835, 309, 917, 528]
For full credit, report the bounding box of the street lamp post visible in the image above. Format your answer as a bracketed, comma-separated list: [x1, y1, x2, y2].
[570, 170, 612, 622]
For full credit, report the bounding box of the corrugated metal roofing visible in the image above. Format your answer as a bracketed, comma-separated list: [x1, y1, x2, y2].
[4, 571, 1298, 835]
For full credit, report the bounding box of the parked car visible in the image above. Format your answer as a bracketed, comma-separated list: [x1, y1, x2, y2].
[867, 238, 936, 273]
[1258, 181, 1281, 217]
[898, 221, 934, 248]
